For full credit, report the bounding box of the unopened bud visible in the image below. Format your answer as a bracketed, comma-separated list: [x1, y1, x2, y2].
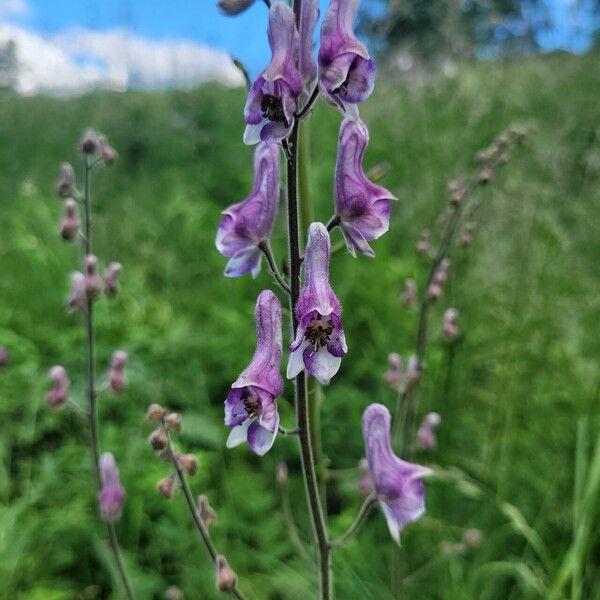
[55, 162, 76, 198]
[164, 586, 183, 600]
[157, 474, 176, 499]
[405, 355, 421, 389]
[416, 229, 431, 256]
[47, 365, 69, 407]
[477, 147, 495, 163]
[400, 279, 417, 308]
[276, 461, 288, 484]
[463, 528, 483, 548]
[417, 412, 441, 450]
[98, 134, 118, 165]
[149, 427, 168, 451]
[108, 350, 128, 393]
[0, 346, 8, 366]
[217, 0, 255, 16]
[216, 555, 237, 591]
[178, 454, 198, 476]
[448, 179, 466, 206]
[104, 262, 122, 298]
[147, 403, 166, 422]
[384, 352, 402, 391]
[81, 128, 99, 155]
[478, 166, 493, 184]
[459, 222, 475, 248]
[442, 308, 459, 341]
[165, 412, 181, 432]
[60, 199, 80, 241]
[199, 494, 217, 528]
[84, 255, 103, 299]
[67, 271, 86, 312]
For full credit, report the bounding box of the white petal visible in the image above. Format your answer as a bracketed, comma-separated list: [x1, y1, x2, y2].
[243, 121, 267, 145]
[226, 419, 252, 448]
[380, 500, 401, 545]
[286, 340, 309, 379]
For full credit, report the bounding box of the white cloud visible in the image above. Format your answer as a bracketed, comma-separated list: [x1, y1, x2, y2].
[0, 23, 244, 95]
[0, 0, 29, 17]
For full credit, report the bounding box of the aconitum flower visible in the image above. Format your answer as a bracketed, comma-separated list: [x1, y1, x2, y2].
[216, 142, 280, 277]
[417, 412, 441, 451]
[334, 119, 395, 257]
[318, 0, 376, 118]
[98, 452, 125, 522]
[225, 290, 283, 455]
[287, 223, 347, 384]
[299, 0, 318, 105]
[243, 2, 302, 144]
[362, 403, 431, 543]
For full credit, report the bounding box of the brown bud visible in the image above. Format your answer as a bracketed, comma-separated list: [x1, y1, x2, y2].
[157, 474, 176, 499]
[104, 262, 122, 298]
[165, 412, 181, 432]
[178, 454, 198, 476]
[98, 134, 118, 166]
[149, 427, 168, 451]
[80, 128, 99, 155]
[60, 199, 80, 241]
[147, 403, 166, 422]
[215, 555, 237, 591]
[55, 162, 76, 198]
[198, 494, 217, 528]
[478, 167, 493, 184]
[84, 255, 103, 299]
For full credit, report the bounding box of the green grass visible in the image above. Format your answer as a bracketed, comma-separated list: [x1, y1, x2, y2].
[0, 50, 599, 599]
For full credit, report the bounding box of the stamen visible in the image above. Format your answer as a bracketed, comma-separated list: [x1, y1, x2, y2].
[243, 392, 259, 417]
[261, 94, 287, 124]
[304, 318, 334, 352]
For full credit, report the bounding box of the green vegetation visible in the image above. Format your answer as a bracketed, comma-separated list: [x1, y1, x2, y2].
[0, 51, 599, 599]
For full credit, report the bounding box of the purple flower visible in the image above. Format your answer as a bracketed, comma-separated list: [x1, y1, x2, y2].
[287, 223, 347, 384]
[215, 142, 280, 278]
[299, 0, 319, 105]
[243, 2, 302, 144]
[225, 290, 283, 455]
[98, 452, 125, 522]
[318, 0, 376, 118]
[334, 119, 395, 257]
[362, 403, 431, 543]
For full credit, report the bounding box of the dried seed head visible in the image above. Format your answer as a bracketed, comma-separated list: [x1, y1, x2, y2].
[178, 454, 198, 476]
[215, 555, 237, 591]
[147, 403, 166, 422]
[149, 427, 168, 451]
[198, 494, 217, 528]
[164, 412, 181, 432]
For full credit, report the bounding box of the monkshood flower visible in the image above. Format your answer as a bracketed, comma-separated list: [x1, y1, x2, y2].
[362, 403, 431, 543]
[318, 0, 376, 118]
[98, 452, 125, 522]
[216, 142, 280, 278]
[287, 223, 347, 384]
[225, 290, 283, 455]
[243, 3, 302, 144]
[299, 0, 319, 105]
[334, 119, 395, 257]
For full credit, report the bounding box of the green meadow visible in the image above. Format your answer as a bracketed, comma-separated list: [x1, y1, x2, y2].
[0, 51, 599, 598]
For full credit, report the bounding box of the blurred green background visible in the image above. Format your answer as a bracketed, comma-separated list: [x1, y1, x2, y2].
[1, 50, 600, 599]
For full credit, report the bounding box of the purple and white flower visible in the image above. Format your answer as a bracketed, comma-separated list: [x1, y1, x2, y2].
[98, 452, 125, 522]
[334, 119, 395, 257]
[318, 0, 376, 118]
[243, 2, 302, 144]
[362, 403, 431, 543]
[225, 290, 283, 455]
[287, 222, 347, 384]
[216, 142, 280, 278]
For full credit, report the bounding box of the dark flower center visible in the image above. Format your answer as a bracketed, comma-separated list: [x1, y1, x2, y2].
[243, 391, 260, 417]
[261, 94, 287, 124]
[305, 318, 334, 352]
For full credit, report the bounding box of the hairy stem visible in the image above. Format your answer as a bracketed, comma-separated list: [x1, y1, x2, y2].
[259, 241, 290, 294]
[286, 119, 332, 598]
[329, 495, 376, 548]
[82, 159, 136, 600]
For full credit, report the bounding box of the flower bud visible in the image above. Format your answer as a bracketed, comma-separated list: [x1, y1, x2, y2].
[217, 0, 255, 16]
[178, 453, 198, 476]
[459, 222, 475, 248]
[147, 403, 166, 422]
[384, 352, 402, 391]
[442, 308, 459, 341]
[449, 179, 467, 206]
[67, 271, 86, 312]
[149, 427, 168, 451]
[215, 555, 237, 591]
[417, 411, 441, 451]
[104, 262, 122, 298]
[276, 461, 288, 484]
[55, 162, 76, 198]
[60, 199, 80, 241]
[165, 412, 181, 432]
[478, 166, 493, 184]
[0, 346, 8, 367]
[463, 528, 483, 548]
[428, 259, 449, 301]
[108, 350, 128, 393]
[80, 128, 99, 155]
[164, 586, 183, 600]
[47, 365, 69, 407]
[98, 134, 118, 165]
[405, 355, 422, 390]
[157, 474, 176, 499]
[99, 452, 125, 522]
[85, 255, 104, 299]
[416, 229, 431, 256]
[198, 494, 217, 528]
[400, 279, 417, 308]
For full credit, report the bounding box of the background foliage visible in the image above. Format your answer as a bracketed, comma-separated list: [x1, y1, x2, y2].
[1, 50, 600, 599]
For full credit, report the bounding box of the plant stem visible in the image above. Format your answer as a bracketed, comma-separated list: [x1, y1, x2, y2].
[286, 118, 332, 598]
[329, 495, 376, 548]
[166, 437, 247, 600]
[82, 158, 136, 600]
[258, 241, 290, 294]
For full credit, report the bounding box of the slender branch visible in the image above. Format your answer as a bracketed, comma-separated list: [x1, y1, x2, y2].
[262, 0, 271, 7]
[297, 85, 320, 120]
[165, 436, 247, 600]
[279, 425, 300, 436]
[326, 215, 340, 232]
[258, 241, 291, 294]
[329, 495, 377, 548]
[81, 158, 136, 600]
[286, 119, 332, 598]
